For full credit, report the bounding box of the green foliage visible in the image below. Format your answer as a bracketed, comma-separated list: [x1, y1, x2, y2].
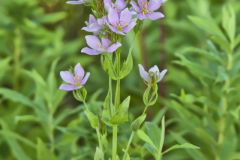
[110, 96, 130, 125]
[0, 0, 240, 159]
[166, 3, 240, 160]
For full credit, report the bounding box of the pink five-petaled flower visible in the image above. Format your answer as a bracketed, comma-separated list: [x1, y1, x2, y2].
[107, 8, 137, 35]
[131, 0, 164, 20]
[104, 0, 126, 12]
[59, 63, 90, 91]
[138, 64, 167, 84]
[66, 0, 85, 5]
[82, 15, 106, 34]
[81, 35, 122, 55]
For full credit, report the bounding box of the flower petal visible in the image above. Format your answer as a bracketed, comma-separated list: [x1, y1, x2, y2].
[157, 69, 167, 82]
[81, 47, 102, 55]
[137, 13, 147, 20]
[138, 64, 148, 82]
[120, 8, 133, 27]
[60, 71, 75, 84]
[148, 0, 163, 11]
[101, 38, 111, 48]
[107, 42, 122, 53]
[115, 0, 126, 10]
[130, 1, 140, 12]
[74, 63, 84, 79]
[149, 65, 159, 73]
[138, 0, 147, 8]
[98, 16, 106, 25]
[123, 19, 136, 33]
[81, 72, 90, 85]
[85, 35, 101, 50]
[146, 12, 164, 20]
[66, 0, 85, 5]
[89, 14, 97, 23]
[104, 0, 112, 11]
[82, 25, 101, 33]
[59, 84, 81, 91]
[108, 8, 119, 26]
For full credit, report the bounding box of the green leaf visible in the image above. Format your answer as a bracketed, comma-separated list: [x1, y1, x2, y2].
[101, 54, 118, 80]
[120, 50, 133, 79]
[39, 12, 66, 24]
[0, 58, 10, 78]
[0, 88, 34, 108]
[159, 116, 165, 154]
[73, 88, 87, 102]
[0, 130, 35, 148]
[101, 54, 111, 73]
[222, 5, 236, 43]
[170, 132, 205, 160]
[15, 115, 39, 124]
[145, 122, 161, 148]
[162, 143, 200, 155]
[174, 54, 215, 80]
[0, 120, 31, 160]
[122, 152, 131, 160]
[131, 114, 146, 131]
[102, 90, 112, 125]
[110, 96, 130, 125]
[94, 147, 104, 160]
[137, 129, 157, 150]
[37, 138, 57, 160]
[84, 109, 99, 129]
[143, 85, 158, 106]
[188, 16, 226, 40]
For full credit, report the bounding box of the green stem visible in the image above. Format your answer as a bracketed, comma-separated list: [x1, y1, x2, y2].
[122, 132, 135, 160]
[112, 50, 121, 160]
[109, 77, 113, 116]
[112, 125, 118, 160]
[143, 105, 149, 115]
[115, 51, 121, 108]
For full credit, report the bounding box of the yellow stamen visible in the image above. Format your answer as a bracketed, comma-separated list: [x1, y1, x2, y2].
[74, 76, 81, 86]
[116, 23, 123, 31]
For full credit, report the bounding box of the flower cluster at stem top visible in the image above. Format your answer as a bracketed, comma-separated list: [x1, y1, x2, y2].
[59, 0, 166, 91]
[68, 0, 165, 55]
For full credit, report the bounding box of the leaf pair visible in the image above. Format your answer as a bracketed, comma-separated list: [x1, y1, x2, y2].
[101, 50, 133, 80]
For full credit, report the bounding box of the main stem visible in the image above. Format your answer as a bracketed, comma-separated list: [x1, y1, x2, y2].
[112, 125, 118, 160]
[112, 51, 121, 160]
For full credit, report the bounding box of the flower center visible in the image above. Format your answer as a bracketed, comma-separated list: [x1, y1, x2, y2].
[149, 72, 155, 78]
[97, 43, 106, 51]
[142, 8, 148, 15]
[74, 75, 81, 86]
[148, 72, 158, 84]
[141, 1, 149, 15]
[116, 23, 123, 31]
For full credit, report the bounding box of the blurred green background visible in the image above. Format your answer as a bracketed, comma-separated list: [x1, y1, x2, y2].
[0, 0, 240, 159]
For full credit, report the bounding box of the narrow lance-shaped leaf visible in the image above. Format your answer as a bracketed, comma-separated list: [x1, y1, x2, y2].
[0, 88, 34, 108]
